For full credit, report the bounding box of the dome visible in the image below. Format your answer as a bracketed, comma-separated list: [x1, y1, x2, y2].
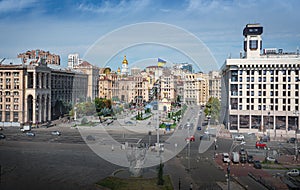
[122, 55, 128, 65]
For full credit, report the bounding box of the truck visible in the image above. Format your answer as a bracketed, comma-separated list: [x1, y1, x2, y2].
[231, 152, 240, 163]
[21, 125, 31, 132]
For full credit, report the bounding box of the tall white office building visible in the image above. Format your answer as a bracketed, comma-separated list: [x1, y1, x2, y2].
[68, 53, 81, 68]
[221, 24, 300, 137]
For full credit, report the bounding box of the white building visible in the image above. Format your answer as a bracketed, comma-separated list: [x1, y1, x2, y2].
[208, 71, 221, 100]
[221, 23, 300, 137]
[68, 53, 81, 68]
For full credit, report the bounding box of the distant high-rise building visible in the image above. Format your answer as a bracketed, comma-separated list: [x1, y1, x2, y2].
[68, 53, 82, 68]
[173, 63, 193, 73]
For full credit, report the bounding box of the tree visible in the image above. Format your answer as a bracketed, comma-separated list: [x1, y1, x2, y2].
[94, 98, 113, 117]
[204, 97, 220, 124]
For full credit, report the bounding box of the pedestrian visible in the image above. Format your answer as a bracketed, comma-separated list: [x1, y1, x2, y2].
[190, 182, 193, 190]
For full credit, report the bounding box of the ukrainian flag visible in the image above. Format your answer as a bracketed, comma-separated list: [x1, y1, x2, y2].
[158, 58, 166, 67]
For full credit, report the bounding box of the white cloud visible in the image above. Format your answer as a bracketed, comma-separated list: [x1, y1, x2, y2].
[0, 0, 37, 13]
[77, 0, 150, 14]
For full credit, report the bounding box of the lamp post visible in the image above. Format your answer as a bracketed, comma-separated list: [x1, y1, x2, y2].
[294, 110, 299, 161]
[227, 141, 246, 190]
[268, 111, 270, 141]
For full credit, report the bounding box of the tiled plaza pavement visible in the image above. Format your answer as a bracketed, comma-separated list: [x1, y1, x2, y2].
[214, 154, 290, 189]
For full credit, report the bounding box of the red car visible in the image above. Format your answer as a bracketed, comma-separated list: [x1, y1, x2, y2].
[256, 141, 267, 149]
[186, 135, 195, 142]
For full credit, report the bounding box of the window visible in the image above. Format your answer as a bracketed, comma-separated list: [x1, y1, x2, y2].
[249, 40, 258, 50]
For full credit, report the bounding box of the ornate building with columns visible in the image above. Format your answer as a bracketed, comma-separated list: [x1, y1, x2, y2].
[0, 57, 88, 126]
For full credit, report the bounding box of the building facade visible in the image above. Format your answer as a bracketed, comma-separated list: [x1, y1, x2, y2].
[208, 71, 222, 100]
[183, 72, 209, 106]
[221, 24, 300, 135]
[0, 58, 88, 126]
[74, 61, 99, 101]
[18, 49, 60, 65]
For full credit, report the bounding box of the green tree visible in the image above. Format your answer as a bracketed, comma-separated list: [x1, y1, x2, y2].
[94, 98, 113, 118]
[204, 97, 220, 124]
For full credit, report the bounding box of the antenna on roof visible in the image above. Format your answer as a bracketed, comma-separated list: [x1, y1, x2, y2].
[0, 58, 5, 64]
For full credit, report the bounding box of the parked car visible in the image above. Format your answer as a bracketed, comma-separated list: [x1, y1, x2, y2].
[199, 134, 210, 141]
[256, 141, 267, 149]
[261, 135, 270, 142]
[253, 160, 262, 169]
[247, 155, 254, 163]
[222, 153, 230, 163]
[125, 121, 133, 125]
[26, 132, 35, 136]
[287, 137, 297, 143]
[286, 169, 300, 177]
[265, 156, 278, 163]
[51, 131, 61, 136]
[235, 134, 245, 141]
[197, 126, 201, 130]
[185, 135, 195, 142]
[86, 135, 95, 141]
[0, 133, 6, 139]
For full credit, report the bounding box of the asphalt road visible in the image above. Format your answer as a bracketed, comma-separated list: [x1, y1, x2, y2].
[1, 106, 292, 190]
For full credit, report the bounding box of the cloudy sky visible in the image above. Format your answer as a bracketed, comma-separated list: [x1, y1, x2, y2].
[0, 0, 300, 72]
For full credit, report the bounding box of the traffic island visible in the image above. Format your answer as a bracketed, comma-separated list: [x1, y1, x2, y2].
[96, 175, 173, 190]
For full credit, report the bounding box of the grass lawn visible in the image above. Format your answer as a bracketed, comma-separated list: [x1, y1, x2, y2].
[96, 175, 173, 190]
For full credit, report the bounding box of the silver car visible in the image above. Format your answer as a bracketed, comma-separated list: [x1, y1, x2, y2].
[26, 132, 35, 136]
[51, 131, 61, 136]
[287, 169, 299, 177]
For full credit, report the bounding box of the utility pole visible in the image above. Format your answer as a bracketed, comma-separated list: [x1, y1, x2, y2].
[294, 110, 299, 161]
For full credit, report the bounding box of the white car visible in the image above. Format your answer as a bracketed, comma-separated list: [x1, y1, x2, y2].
[265, 156, 277, 163]
[235, 135, 245, 141]
[287, 169, 300, 177]
[51, 131, 61, 136]
[222, 153, 230, 163]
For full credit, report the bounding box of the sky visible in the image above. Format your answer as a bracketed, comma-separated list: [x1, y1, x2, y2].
[0, 0, 300, 72]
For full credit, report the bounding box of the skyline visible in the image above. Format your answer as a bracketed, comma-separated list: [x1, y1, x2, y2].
[1, 0, 300, 71]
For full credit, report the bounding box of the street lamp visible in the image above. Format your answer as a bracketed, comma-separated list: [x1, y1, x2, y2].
[227, 141, 246, 190]
[268, 111, 270, 141]
[294, 110, 299, 161]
